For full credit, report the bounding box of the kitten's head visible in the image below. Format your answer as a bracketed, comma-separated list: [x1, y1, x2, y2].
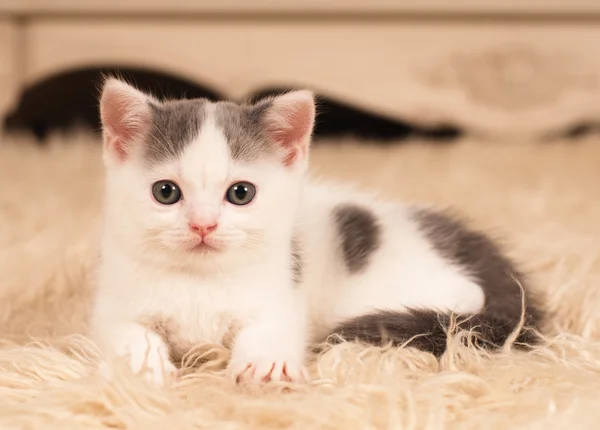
[99, 78, 315, 268]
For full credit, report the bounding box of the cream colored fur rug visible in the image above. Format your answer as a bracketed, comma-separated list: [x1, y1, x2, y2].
[1, 132, 600, 429]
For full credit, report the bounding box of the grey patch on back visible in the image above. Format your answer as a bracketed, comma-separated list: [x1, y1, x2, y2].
[213, 100, 275, 163]
[409, 207, 543, 330]
[144, 99, 206, 165]
[333, 203, 381, 274]
[291, 238, 303, 285]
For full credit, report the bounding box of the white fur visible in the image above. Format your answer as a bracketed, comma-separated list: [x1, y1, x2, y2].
[90, 83, 485, 386]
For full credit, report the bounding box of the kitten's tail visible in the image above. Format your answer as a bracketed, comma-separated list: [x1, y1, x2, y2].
[327, 302, 543, 358]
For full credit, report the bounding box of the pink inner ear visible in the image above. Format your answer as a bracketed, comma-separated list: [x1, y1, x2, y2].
[264, 91, 315, 166]
[100, 79, 151, 161]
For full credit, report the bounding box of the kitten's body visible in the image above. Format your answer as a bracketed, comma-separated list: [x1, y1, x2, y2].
[90, 79, 542, 385]
[296, 183, 487, 340]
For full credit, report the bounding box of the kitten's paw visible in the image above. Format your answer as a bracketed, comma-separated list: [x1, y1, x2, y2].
[128, 341, 177, 385]
[228, 357, 308, 384]
[100, 338, 177, 386]
[228, 320, 308, 385]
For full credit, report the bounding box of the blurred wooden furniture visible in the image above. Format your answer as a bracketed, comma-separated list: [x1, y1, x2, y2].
[2, 0, 600, 137]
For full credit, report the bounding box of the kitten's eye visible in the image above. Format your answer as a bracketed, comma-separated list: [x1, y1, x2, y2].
[152, 180, 182, 205]
[225, 182, 256, 206]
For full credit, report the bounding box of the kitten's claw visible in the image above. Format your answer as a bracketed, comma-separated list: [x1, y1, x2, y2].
[229, 359, 308, 384]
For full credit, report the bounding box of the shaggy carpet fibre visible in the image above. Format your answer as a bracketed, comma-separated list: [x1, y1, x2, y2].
[1, 131, 600, 429]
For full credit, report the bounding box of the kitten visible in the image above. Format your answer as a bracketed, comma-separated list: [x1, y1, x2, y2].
[89, 78, 543, 385]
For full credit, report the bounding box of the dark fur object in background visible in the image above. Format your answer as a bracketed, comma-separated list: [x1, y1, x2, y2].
[3, 67, 462, 143]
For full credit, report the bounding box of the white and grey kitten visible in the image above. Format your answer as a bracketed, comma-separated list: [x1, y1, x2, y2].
[89, 78, 542, 385]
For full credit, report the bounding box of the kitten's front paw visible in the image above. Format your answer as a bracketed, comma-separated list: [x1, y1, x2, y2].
[228, 320, 309, 385]
[228, 356, 308, 384]
[100, 337, 177, 386]
[128, 340, 177, 385]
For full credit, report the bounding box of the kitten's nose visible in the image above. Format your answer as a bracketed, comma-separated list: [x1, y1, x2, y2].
[189, 222, 218, 238]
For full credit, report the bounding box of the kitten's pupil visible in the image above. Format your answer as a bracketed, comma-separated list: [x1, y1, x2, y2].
[234, 185, 247, 200]
[160, 184, 173, 199]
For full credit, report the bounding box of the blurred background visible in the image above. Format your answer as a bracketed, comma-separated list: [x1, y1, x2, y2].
[2, 0, 600, 143]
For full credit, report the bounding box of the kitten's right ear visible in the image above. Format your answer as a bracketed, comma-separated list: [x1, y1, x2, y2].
[99, 78, 154, 163]
[258, 90, 315, 167]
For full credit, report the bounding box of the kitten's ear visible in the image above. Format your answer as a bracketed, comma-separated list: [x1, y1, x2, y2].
[261, 90, 315, 166]
[99, 78, 154, 163]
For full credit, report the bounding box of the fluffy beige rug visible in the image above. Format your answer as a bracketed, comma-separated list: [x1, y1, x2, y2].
[1, 131, 600, 429]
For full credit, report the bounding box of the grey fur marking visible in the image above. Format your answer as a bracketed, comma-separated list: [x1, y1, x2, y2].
[144, 99, 206, 165]
[291, 238, 303, 285]
[213, 100, 275, 163]
[144, 97, 277, 165]
[333, 204, 381, 274]
[409, 207, 543, 331]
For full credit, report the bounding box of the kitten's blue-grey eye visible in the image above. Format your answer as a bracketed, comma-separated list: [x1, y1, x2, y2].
[226, 182, 256, 206]
[152, 180, 182, 205]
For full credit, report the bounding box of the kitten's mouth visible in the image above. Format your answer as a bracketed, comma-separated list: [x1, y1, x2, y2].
[189, 240, 224, 253]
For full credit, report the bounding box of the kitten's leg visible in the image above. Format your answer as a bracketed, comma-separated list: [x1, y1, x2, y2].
[227, 312, 309, 384]
[93, 321, 177, 385]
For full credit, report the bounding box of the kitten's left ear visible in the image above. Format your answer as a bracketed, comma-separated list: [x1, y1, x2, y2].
[261, 90, 316, 166]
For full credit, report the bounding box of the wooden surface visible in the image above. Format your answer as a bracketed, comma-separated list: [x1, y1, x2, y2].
[1, 0, 600, 16]
[2, 0, 600, 137]
[17, 19, 600, 137]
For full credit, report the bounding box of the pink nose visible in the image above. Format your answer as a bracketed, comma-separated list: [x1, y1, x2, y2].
[189, 222, 218, 238]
